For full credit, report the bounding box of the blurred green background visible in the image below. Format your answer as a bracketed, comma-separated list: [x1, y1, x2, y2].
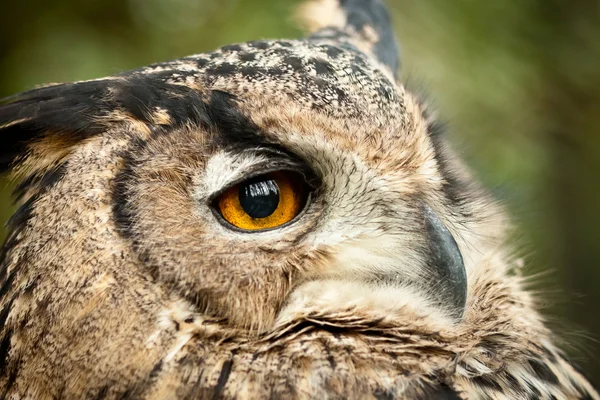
[1, 0, 599, 383]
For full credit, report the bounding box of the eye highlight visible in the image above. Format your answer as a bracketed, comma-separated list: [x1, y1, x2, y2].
[216, 171, 308, 231]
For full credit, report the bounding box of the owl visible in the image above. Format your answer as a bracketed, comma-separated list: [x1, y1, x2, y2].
[0, 0, 597, 398]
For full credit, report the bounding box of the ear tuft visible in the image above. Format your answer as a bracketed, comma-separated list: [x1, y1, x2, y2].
[0, 75, 210, 177]
[296, 0, 401, 79]
[295, 0, 347, 34]
[0, 81, 114, 174]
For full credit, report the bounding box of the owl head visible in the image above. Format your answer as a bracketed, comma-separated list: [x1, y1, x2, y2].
[0, 0, 597, 398]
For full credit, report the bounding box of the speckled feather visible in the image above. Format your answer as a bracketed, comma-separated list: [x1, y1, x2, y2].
[0, 0, 598, 399]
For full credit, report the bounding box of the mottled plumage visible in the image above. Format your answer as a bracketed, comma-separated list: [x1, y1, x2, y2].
[0, 0, 598, 399]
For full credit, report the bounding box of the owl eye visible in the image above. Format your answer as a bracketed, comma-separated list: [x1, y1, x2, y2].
[215, 171, 309, 231]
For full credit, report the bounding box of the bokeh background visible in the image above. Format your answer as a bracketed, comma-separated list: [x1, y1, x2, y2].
[1, 0, 599, 383]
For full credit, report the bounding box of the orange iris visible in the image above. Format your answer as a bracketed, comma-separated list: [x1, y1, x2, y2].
[217, 171, 306, 231]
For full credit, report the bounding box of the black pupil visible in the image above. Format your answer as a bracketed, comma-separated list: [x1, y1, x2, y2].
[239, 178, 280, 219]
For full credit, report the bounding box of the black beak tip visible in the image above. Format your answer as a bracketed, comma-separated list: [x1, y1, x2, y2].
[423, 204, 468, 321]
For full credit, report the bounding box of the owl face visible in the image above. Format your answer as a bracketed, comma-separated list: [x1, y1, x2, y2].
[109, 39, 468, 333]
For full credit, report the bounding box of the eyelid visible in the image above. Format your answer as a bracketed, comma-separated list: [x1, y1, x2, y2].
[206, 157, 318, 205]
[207, 164, 316, 204]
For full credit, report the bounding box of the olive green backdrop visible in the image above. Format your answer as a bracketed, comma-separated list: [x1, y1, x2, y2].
[1, 0, 599, 382]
